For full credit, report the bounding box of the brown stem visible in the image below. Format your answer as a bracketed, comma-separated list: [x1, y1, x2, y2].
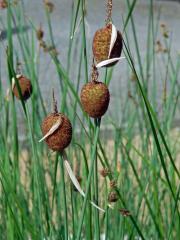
[91, 59, 99, 82]
[52, 89, 58, 113]
[105, 0, 113, 25]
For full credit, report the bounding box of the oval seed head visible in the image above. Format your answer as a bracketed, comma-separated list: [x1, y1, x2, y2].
[36, 27, 44, 41]
[12, 75, 32, 101]
[80, 81, 110, 118]
[92, 23, 123, 68]
[41, 113, 72, 152]
[108, 191, 119, 203]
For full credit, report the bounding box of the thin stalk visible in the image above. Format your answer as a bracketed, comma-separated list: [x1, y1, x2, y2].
[26, 105, 44, 238]
[93, 118, 100, 240]
[104, 206, 109, 240]
[123, 40, 179, 198]
[59, 154, 68, 240]
[81, 0, 88, 83]
[76, 118, 102, 240]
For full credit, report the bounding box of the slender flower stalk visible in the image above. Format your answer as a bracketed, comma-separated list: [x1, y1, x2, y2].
[105, 0, 113, 25]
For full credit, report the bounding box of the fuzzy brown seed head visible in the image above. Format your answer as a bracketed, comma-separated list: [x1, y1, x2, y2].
[80, 81, 110, 118]
[92, 24, 123, 67]
[41, 113, 72, 152]
[13, 75, 32, 101]
[108, 191, 118, 203]
[93, 25, 111, 64]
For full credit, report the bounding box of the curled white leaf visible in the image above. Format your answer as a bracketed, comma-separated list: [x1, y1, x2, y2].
[39, 118, 62, 142]
[108, 24, 117, 58]
[64, 159, 85, 197]
[96, 56, 125, 68]
[63, 155, 105, 213]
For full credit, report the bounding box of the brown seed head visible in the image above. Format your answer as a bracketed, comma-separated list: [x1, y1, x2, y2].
[119, 209, 131, 217]
[99, 168, 110, 177]
[44, 0, 54, 13]
[0, 0, 7, 9]
[41, 113, 72, 152]
[80, 81, 110, 118]
[92, 24, 123, 67]
[36, 27, 44, 41]
[93, 25, 111, 64]
[108, 191, 118, 203]
[13, 75, 32, 101]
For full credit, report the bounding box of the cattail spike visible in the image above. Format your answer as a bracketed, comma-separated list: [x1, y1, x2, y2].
[80, 81, 110, 118]
[92, 23, 123, 68]
[40, 113, 72, 151]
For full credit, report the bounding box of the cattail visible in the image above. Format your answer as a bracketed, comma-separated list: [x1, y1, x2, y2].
[80, 64, 110, 118]
[39, 93, 105, 213]
[40, 113, 72, 152]
[93, 23, 123, 68]
[12, 75, 32, 101]
[80, 81, 110, 118]
[92, 0, 123, 68]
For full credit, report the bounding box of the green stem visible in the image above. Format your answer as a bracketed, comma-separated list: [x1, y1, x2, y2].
[93, 118, 100, 240]
[76, 118, 101, 240]
[59, 154, 68, 240]
[81, 0, 88, 83]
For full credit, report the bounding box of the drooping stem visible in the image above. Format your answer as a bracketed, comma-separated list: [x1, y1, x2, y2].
[105, 0, 113, 25]
[91, 60, 99, 82]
